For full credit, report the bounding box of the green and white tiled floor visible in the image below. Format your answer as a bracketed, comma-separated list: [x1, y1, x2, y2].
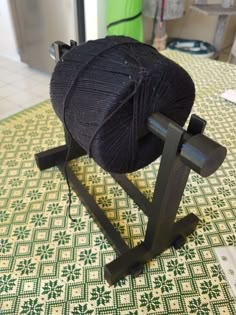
[0, 51, 236, 314]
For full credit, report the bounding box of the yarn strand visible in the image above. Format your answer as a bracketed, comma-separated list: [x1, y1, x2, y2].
[62, 39, 147, 221]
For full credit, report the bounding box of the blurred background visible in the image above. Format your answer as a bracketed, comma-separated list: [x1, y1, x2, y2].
[1, 0, 236, 73]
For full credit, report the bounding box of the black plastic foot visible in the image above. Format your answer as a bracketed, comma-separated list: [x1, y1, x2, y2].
[172, 235, 186, 249]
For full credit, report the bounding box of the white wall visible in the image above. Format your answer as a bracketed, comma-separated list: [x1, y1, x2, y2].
[0, 0, 19, 61]
[0, 0, 106, 62]
[84, 0, 106, 40]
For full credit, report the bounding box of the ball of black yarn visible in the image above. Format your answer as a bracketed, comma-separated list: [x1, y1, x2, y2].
[50, 36, 195, 174]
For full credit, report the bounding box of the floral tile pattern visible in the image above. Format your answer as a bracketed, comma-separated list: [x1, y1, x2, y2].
[0, 51, 236, 314]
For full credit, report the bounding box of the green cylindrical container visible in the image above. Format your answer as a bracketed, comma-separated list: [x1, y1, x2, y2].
[106, 0, 143, 42]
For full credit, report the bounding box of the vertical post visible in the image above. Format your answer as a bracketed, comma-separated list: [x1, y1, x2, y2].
[144, 123, 190, 254]
[76, 0, 86, 43]
[213, 15, 228, 52]
[228, 34, 236, 63]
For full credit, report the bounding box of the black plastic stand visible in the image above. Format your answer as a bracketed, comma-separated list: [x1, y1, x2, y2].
[35, 112, 226, 285]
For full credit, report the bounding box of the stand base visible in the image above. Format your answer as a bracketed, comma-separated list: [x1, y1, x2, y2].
[35, 144, 199, 285]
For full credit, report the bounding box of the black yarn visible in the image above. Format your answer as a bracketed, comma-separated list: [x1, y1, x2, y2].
[51, 36, 195, 173]
[59, 37, 157, 220]
[50, 36, 195, 220]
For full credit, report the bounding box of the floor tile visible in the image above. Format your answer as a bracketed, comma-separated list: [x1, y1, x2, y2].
[0, 98, 22, 116]
[0, 84, 22, 98]
[0, 55, 50, 119]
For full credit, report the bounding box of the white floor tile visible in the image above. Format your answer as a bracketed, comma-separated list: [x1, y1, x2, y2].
[0, 99, 22, 115]
[0, 55, 50, 119]
[3, 73, 29, 84]
[6, 61, 28, 72]
[40, 77, 51, 86]
[0, 84, 22, 98]
[0, 58, 15, 68]
[19, 95, 48, 109]
[12, 78, 42, 90]
[0, 81, 8, 88]
[0, 106, 23, 120]
[6, 91, 40, 105]
[0, 68, 12, 79]
[34, 83, 50, 96]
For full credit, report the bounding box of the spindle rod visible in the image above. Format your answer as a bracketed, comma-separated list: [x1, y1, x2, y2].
[147, 113, 226, 177]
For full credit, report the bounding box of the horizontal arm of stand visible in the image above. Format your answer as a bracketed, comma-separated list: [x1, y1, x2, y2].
[147, 113, 227, 177]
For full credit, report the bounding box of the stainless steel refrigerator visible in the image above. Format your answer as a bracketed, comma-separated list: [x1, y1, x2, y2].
[9, 0, 85, 73]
